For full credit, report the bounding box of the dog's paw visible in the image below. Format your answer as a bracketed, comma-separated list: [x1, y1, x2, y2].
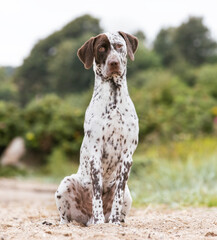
[60, 218, 69, 224]
[108, 217, 121, 226]
[109, 219, 121, 226]
[93, 215, 105, 224]
[94, 219, 105, 224]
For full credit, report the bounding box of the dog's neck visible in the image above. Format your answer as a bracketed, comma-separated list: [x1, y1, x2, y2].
[91, 72, 130, 107]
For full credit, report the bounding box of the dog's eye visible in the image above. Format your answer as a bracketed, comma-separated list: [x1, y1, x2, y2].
[99, 47, 106, 52]
[116, 44, 123, 49]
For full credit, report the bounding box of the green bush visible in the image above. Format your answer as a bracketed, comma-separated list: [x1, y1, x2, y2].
[0, 81, 18, 101]
[23, 94, 84, 163]
[196, 64, 217, 99]
[44, 147, 78, 179]
[0, 101, 23, 153]
[128, 44, 161, 77]
[0, 67, 18, 101]
[129, 69, 216, 141]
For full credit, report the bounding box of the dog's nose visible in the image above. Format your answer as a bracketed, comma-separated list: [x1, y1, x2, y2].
[109, 60, 119, 67]
[107, 57, 121, 76]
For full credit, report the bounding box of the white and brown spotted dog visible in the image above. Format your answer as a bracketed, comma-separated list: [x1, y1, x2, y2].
[55, 32, 139, 226]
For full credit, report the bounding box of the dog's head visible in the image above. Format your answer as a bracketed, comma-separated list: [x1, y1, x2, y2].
[77, 32, 138, 80]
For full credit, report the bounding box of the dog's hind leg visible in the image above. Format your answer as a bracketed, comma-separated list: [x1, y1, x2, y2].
[55, 174, 92, 225]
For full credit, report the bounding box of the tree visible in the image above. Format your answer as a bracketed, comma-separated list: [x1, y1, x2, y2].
[175, 17, 217, 66]
[127, 30, 161, 77]
[14, 15, 102, 105]
[0, 67, 17, 101]
[127, 44, 161, 77]
[154, 17, 217, 67]
[153, 28, 178, 66]
[47, 38, 94, 93]
[134, 30, 146, 43]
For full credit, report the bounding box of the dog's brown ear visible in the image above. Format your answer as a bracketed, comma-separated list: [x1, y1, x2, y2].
[118, 31, 138, 61]
[77, 37, 95, 69]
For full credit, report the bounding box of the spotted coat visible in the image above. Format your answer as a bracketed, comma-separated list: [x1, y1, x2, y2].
[55, 32, 139, 226]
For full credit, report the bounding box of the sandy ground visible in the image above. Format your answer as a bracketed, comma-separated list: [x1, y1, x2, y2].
[0, 178, 217, 240]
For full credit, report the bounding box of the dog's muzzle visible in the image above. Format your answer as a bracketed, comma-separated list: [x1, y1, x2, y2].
[106, 56, 122, 77]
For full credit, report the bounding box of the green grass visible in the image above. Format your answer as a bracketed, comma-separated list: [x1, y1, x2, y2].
[130, 137, 217, 207]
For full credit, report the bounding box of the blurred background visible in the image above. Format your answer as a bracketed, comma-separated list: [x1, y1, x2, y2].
[1, 0, 217, 207]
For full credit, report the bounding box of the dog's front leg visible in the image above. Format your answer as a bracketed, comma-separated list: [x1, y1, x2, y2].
[90, 153, 105, 224]
[109, 157, 132, 225]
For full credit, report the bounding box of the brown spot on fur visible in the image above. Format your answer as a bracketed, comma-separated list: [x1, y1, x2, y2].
[87, 130, 91, 137]
[75, 197, 81, 205]
[81, 209, 87, 215]
[103, 184, 116, 216]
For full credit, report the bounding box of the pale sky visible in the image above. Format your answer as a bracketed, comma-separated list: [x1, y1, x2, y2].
[1, 0, 217, 66]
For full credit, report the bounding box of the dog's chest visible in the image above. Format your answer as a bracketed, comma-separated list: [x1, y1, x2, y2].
[85, 82, 138, 181]
[101, 108, 137, 179]
[86, 82, 138, 143]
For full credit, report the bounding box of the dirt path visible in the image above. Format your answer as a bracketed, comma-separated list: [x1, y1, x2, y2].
[0, 178, 217, 240]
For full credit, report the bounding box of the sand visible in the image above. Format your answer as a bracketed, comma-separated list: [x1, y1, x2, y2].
[0, 178, 217, 240]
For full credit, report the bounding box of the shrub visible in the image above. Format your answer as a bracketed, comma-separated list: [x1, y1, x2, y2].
[128, 44, 161, 77]
[45, 147, 78, 179]
[0, 101, 23, 153]
[0, 81, 18, 101]
[196, 64, 217, 99]
[129, 69, 216, 141]
[23, 94, 84, 163]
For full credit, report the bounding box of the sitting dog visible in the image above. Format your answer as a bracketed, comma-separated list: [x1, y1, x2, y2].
[55, 31, 139, 226]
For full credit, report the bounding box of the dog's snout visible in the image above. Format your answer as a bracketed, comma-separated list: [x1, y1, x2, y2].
[108, 59, 119, 67]
[107, 57, 121, 76]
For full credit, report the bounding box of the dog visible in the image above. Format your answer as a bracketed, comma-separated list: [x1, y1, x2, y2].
[55, 31, 139, 226]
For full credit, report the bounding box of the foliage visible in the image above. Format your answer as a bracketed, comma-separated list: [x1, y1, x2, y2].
[129, 69, 216, 141]
[196, 64, 217, 99]
[130, 137, 217, 207]
[0, 81, 18, 101]
[154, 17, 217, 67]
[175, 17, 217, 66]
[127, 42, 161, 77]
[14, 15, 102, 105]
[0, 91, 87, 165]
[0, 101, 24, 153]
[47, 38, 94, 94]
[153, 27, 177, 66]
[23, 94, 84, 163]
[0, 67, 15, 80]
[133, 30, 146, 43]
[0, 67, 18, 101]
[44, 147, 78, 180]
[0, 67, 7, 81]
